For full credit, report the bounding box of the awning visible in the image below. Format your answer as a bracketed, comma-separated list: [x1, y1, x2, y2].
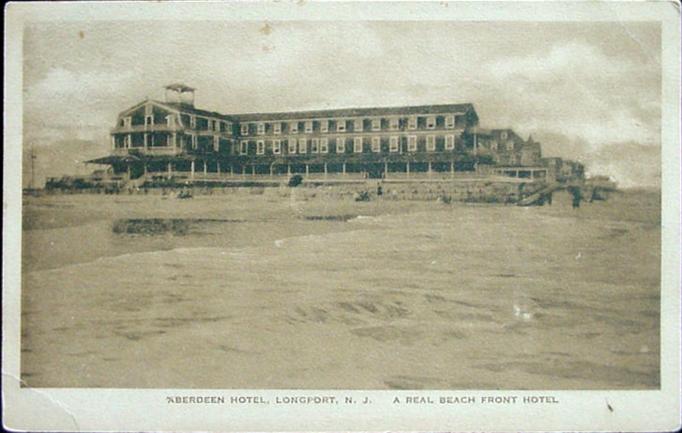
[86, 154, 141, 164]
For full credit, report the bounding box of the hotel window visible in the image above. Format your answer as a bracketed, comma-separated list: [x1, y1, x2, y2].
[299, 138, 307, 154]
[305, 121, 313, 133]
[446, 115, 455, 129]
[145, 115, 153, 126]
[501, 131, 508, 140]
[240, 123, 249, 135]
[354, 119, 363, 132]
[408, 135, 417, 152]
[320, 138, 328, 153]
[372, 137, 381, 153]
[408, 116, 417, 130]
[491, 141, 498, 151]
[273, 139, 281, 154]
[273, 122, 282, 135]
[426, 116, 436, 129]
[336, 138, 345, 153]
[124, 135, 131, 147]
[354, 137, 363, 153]
[257, 123, 265, 135]
[506, 141, 514, 151]
[426, 135, 436, 151]
[240, 140, 249, 155]
[337, 119, 346, 132]
[311, 138, 319, 153]
[389, 118, 399, 130]
[321, 120, 329, 133]
[288, 138, 297, 154]
[290, 121, 299, 134]
[371, 119, 381, 131]
[257, 140, 265, 155]
[445, 135, 455, 150]
[389, 136, 399, 153]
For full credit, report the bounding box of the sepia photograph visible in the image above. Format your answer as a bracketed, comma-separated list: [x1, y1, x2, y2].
[3, 1, 681, 432]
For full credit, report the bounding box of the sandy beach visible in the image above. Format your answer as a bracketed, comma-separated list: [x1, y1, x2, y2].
[20, 187, 660, 389]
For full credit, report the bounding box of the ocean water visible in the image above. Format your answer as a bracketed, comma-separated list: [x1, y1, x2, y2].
[20, 189, 660, 389]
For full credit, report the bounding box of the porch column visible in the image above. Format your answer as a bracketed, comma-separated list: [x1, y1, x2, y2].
[515, 170, 519, 178]
[203, 160, 207, 177]
[384, 161, 388, 179]
[110, 135, 115, 150]
[230, 165, 234, 177]
[144, 133, 148, 151]
[127, 164, 131, 179]
[217, 161, 221, 175]
[167, 162, 172, 179]
[406, 161, 410, 177]
[172, 133, 177, 148]
[287, 164, 291, 176]
[143, 163, 147, 176]
[270, 164, 274, 177]
[324, 162, 328, 178]
[428, 161, 432, 176]
[305, 164, 309, 177]
[190, 160, 195, 179]
[450, 161, 455, 177]
[251, 165, 256, 176]
[127, 134, 132, 149]
[342, 162, 346, 176]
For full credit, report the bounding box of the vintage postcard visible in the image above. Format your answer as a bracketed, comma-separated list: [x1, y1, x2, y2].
[3, 1, 681, 431]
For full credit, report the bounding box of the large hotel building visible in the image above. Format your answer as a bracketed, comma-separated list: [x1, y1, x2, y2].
[90, 84, 549, 181]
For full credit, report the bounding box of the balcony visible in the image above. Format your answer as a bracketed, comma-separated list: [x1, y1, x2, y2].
[111, 146, 182, 156]
[110, 124, 180, 134]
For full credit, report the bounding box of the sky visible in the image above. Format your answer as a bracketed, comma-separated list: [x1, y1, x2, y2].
[23, 20, 661, 188]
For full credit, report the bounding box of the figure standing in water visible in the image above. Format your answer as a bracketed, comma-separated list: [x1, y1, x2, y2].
[570, 187, 582, 208]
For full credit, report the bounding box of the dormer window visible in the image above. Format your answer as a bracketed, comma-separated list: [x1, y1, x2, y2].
[273, 123, 282, 135]
[240, 124, 249, 135]
[371, 119, 381, 131]
[426, 116, 436, 129]
[446, 115, 455, 129]
[145, 115, 153, 126]
[257, 123, 265, 135]
[337, 120, 346, 132]
[290, 121, 299, 134]
[320, 120, 329, 133]
[408, 116, 417, 130]
[305, 121, 313, 133]
[354, 119, 363, 132]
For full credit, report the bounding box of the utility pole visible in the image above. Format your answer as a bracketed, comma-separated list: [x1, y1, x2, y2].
[29, 142, 37, 189]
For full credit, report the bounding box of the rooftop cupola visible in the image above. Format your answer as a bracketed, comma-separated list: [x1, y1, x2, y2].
[164, 83, 195, 107]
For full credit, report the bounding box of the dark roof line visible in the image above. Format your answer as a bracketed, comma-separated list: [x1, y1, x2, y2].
[159, 101, 477, 122]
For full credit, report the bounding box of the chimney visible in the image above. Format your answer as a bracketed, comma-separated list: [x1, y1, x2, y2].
[164, 83, 195, 107]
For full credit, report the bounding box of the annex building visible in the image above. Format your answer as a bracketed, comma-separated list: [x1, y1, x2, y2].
[89, 84, 552, 182]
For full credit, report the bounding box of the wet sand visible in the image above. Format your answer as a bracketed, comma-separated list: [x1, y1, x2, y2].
[20, 188, 660, 389]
